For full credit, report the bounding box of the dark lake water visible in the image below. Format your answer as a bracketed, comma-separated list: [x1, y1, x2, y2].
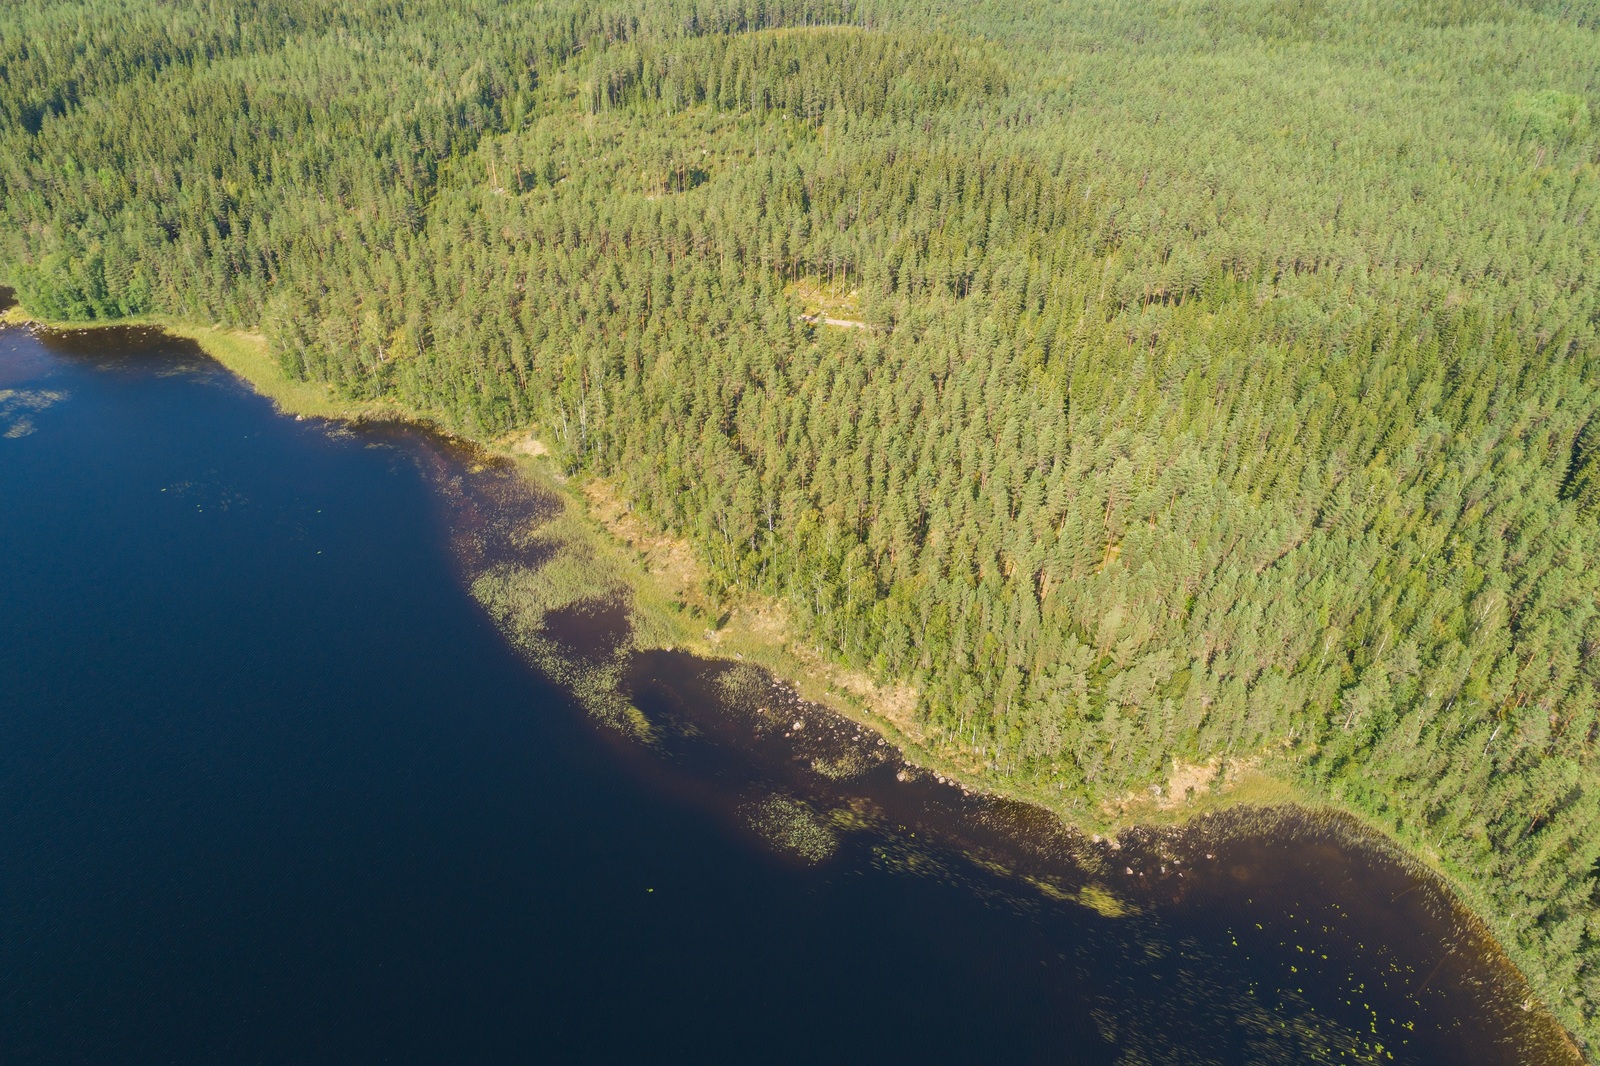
[0, 308, 1582, 1064]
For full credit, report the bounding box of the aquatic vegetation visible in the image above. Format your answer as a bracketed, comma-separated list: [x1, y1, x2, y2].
[1076, 883, 1136, 920]
[713, 662, 769, 709]
[0, 388, 66, 438]
[743, 795, 838, 863]
[809, 751, 872, 781]
[471, 562, 648, 738]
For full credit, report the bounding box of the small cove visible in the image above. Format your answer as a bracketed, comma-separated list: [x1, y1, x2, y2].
[0, 308, 1582, 1064]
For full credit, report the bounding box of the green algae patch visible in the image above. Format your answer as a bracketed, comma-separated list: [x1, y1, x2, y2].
[1025, 875, 1138, 918]
[1076, 882, 1137, 919]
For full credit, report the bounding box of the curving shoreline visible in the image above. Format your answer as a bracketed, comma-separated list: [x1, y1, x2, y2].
[2, 295, 1585, 1062]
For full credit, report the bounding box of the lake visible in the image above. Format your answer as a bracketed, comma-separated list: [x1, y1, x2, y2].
[0, 308, 1580, 1064]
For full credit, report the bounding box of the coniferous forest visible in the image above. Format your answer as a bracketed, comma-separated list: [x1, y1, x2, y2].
[2, 0, 1598, 1050]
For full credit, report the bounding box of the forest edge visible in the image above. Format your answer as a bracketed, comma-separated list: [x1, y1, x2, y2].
[1, 299, 1582, 1062]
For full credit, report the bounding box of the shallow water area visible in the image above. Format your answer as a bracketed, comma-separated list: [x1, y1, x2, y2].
[0, 300, 1582, 1064]
[599, 650, 1580, 1065]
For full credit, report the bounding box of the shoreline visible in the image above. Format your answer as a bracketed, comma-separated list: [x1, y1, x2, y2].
[2, 299, 1584, 1061]
[0, 302, 1444, 833]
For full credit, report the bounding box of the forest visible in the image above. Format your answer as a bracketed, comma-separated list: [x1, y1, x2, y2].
[2, 0, 1598, 1051]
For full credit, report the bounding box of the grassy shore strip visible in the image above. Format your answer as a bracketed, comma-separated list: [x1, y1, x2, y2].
[4, 302, 1578, 1059]
[0, 305, 410, 424]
